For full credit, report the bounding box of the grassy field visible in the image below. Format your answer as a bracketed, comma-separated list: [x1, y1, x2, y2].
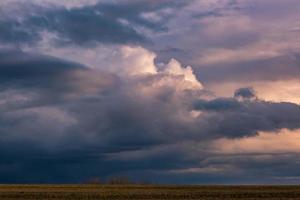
[0, 185, 300, 200]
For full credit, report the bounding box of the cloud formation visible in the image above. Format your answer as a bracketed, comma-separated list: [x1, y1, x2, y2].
[0, 0, 300, 184]
[0, 44, 300, 183]
[0, 0, 186, 47]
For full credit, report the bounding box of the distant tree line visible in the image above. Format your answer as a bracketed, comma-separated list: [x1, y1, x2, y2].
[84, 176, 151, 185]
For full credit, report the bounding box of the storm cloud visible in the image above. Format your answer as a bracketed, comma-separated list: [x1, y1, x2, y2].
[0, 0, 300, 184]
[0, 44, 300, 183]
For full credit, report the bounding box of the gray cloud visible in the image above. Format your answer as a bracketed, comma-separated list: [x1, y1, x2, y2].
[0, 0, 186, 47]
[1, 49, 300, 183]
[0, 50, 82, 83]
[194, 97, 300, 138]
[234, 87, 256, 99]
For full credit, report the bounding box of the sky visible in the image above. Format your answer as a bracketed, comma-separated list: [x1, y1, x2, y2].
[0, 0, 300, 184]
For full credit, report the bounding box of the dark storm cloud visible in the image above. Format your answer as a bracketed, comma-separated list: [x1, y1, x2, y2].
[0, 50, 82, 83]
[0, 49, 197, 182]
[0, 0, 186, 46]
[2, 47, 300, 184]
[194, 91, 300, 138]
[194, 98, 241, 111]
[1, 50, 300, 184]
[0, 49, 119, 113]
[0, 50, 86, 106]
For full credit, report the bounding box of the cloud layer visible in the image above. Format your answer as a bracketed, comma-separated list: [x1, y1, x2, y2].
[0, 0, 300, 184]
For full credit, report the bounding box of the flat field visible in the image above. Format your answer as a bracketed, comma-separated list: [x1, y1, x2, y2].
[0, 185, 300, 200]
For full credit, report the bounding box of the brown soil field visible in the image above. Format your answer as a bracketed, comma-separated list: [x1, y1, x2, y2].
[0, 185, 300, 200]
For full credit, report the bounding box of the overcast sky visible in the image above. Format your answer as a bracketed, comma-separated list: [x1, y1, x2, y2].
[1, 0, 300, 184]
